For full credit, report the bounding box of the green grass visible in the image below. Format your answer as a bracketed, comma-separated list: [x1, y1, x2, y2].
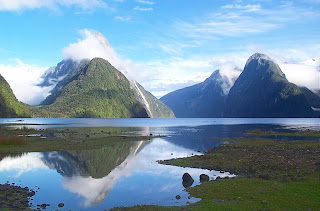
[0, 126, 157, 154]
[246, 129, 320, 137]
[185, 178, 320, 210]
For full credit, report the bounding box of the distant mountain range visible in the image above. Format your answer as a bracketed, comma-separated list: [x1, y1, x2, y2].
[0, 52, 318, 118]
[161, 53, 319, 118]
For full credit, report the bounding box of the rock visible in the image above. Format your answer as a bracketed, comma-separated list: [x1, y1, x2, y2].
[176, 195, 181, 200]
[58, 203, 64, 207]
[200, 174, 210, 182]
[27, 191, 35, 197]
[182, 173, 194, 188]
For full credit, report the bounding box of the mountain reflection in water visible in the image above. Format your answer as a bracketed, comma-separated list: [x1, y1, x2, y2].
[0, 138, 232, 210]
[2, 118, 316, 210]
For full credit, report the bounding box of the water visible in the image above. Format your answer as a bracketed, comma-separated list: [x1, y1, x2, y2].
[0, 118, 319, 210]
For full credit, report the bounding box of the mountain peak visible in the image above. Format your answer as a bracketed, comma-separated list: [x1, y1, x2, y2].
[245, 52, 273, 66]
[91, 31, 110, 48]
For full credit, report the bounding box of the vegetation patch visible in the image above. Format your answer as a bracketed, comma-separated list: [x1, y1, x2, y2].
[0, 126, 158, 154]
[246, 128, 320, 137]
[0, 182, 35, 210]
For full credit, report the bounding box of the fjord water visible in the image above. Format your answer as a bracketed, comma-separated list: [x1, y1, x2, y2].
[0, 118, 319, 210]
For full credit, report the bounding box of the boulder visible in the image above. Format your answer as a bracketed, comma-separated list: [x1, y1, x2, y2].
[182, 173, 194, 188]
[200, 174, 210, 182]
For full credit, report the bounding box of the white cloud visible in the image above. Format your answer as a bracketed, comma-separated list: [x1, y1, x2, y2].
[280, 62, 320, 91]
[136, 0, 155, 5]
[0, 0, 108, 11]
[114, 15, 131, 21]
[62, 29, 149, 82]
[133, 6, 153, 11]
[221, 4, 261, 12]
[218, 64, 242, 95]
[0, 59, 53, 105]
[0, 153, 48, 177]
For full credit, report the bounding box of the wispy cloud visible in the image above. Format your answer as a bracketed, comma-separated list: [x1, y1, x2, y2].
[221, 4, 261, 12]
[0, 59, 52, 105]
[133, 6, 153, 11]
[168, 2, 319, 42]
[115, 15, 131, 21]
[0, 0, 108, 12]
[136, 0, 155, 5]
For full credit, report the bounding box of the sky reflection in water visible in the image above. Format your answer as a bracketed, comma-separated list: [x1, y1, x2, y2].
[0, 118, 319, 210]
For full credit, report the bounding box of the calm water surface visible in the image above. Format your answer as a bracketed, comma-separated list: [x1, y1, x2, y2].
[0, 118, 319, 210]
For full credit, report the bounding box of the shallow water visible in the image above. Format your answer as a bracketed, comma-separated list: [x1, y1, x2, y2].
[0, 118, 319, 210]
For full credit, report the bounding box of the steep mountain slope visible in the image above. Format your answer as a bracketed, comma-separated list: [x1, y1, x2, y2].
[132, 81, 175, 118]
[38, 58, 148, 118]
[0, 74, 30, 117]
[300, 87, 320, 109]
[160, 70, 237, 117]
[224, 53, 313, 117]
[39, 59, 88, 87]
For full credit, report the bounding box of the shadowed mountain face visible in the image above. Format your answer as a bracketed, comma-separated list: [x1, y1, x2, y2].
[160, 70, 231, 117]
[224, 53, 313, 117]
[0, 74, 30, 118]
[300, 87, 320, 109]
[39, 59, 89, 87]
[38, 58, 148, 118]
[161, 53, 315, 118]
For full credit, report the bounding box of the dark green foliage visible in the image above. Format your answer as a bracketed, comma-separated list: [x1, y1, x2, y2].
[0, 74, 30, 117]
[38, 58, 148, 118]
[160, 70, 226, 117]
[133, 82, 175, 118]
[225, 53, 314, 117]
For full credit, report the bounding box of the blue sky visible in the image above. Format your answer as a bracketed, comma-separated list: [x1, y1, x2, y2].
[0, 0, 319, 104]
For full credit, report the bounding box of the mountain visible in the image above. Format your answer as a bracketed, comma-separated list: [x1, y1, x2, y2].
[300, 87, 320, 109]
[224, 53, 314, 117]
[38, 58, 149, 118]
[132, 81, 175, 118]
[39, 59, 88, 87]
[0, 74, 30, 117]
[160, 69, 238, 117]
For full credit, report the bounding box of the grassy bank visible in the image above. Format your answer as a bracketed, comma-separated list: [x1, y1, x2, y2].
[114, 132, 320, 210]
[0, 126, 156, 154]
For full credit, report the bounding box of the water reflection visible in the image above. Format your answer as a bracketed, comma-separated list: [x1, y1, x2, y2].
[0, 138, 233, 210]
[0, 153, 48, 177]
